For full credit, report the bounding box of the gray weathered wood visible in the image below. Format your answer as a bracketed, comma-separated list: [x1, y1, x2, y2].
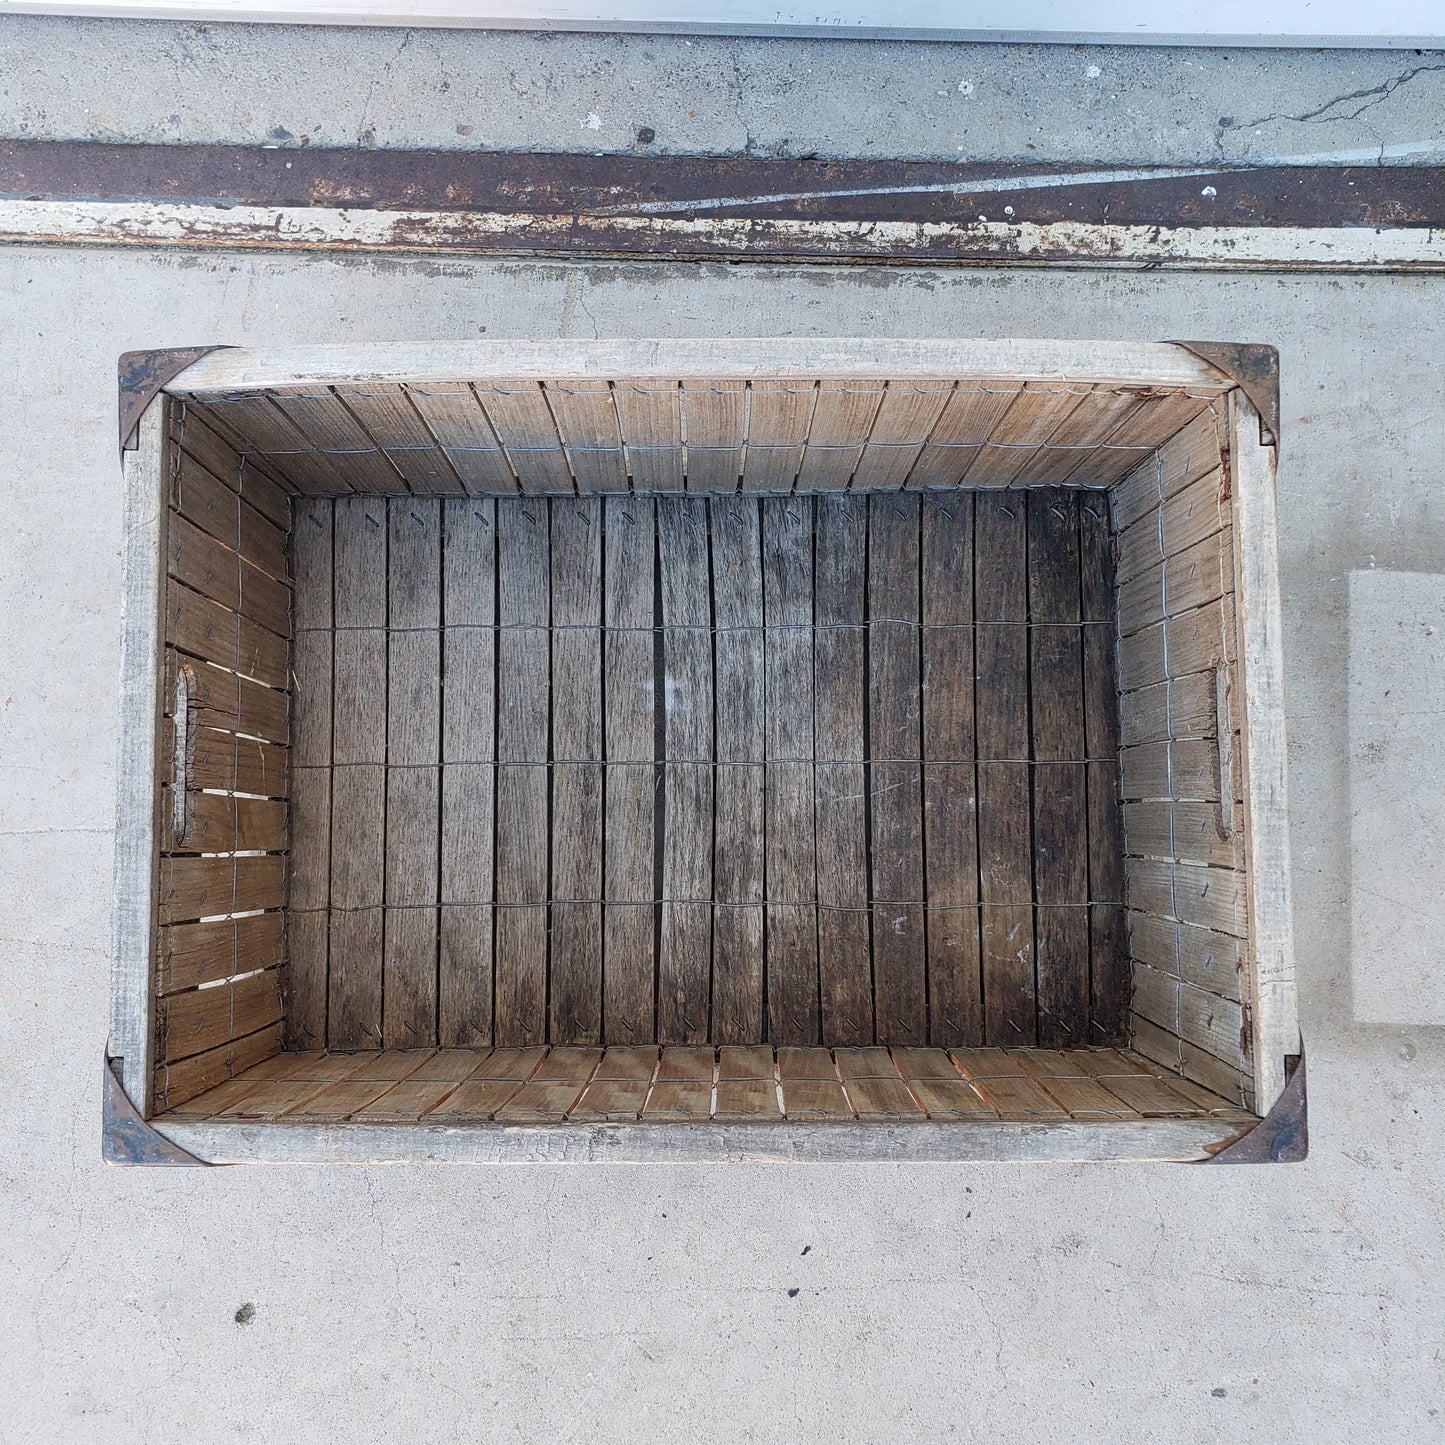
[709, 498, 766, 1043]
[384, 499, 441, 1047]
[921, 493, 980, 1047]
[113, 400, 170, 1112]
[439, 498, 496, 1045]
[813, 497, 871, 1046]
[494, 498, 551, 1044]
[602, 496, 657, 1045]
[1028, 490, 1090, 1046]
[868, 493, 926, 1044]
[657, 496, 713, 1041]
[329, 495, 388, 1049]
[549, 497, 603, 1043]
[974, 494, 1036, 1044]
[763, 496, 819, 1044]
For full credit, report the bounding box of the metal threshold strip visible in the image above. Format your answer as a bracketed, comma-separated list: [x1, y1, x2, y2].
[2, 141, 1444, 269]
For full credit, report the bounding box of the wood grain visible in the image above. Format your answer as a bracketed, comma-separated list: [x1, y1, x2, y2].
[384, 499, 440, 1047]
[1028, 491, 1089, 1046]
[868, 493, 926, 1044]
[921, 493, 980, 1047]
[439, 498, 496, 1046]
[974, 494, 1035, 1044]
[602, 496, 657, 1045]
[328, 496, 387, 1048]
[763, 496, 819, 1044]
[494, 498, 550, 1044]
[657, 496, 714, 1042]
[813, 497, 872, 1046]
[549, 497, 603, 1043]
[710, 497, 766, 1043]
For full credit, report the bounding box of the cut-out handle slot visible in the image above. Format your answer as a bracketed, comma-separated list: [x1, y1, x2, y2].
[172, 664, 195, 846]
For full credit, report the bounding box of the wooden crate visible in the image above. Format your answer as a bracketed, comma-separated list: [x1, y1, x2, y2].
[111, 339, 1297, 1163]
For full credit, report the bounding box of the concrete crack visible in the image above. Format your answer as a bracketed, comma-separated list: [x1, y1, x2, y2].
[1242, 63, 1445, 129]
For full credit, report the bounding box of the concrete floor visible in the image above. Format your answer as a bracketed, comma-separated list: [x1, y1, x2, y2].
[1, 21, 1443, 1444]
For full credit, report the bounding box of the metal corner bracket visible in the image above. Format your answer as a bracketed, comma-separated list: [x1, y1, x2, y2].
[102, 1055, 210, 1167]
[1199, 1043, 1307, 1164]
[118, 345, 233, 457]
[1170, 340, 1280, 448]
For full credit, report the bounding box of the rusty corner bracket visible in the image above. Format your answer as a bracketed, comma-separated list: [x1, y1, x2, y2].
[1170, 340, 1280, 449]
[118, 345, 233, 457]
[103, 1056, 210, 1167]
[1199, 1045, 1307, 1165]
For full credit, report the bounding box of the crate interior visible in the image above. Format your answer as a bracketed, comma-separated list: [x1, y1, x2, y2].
[149, 371, 1256, 1127]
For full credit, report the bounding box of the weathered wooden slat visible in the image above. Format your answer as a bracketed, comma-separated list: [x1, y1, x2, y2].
[614, 381, 684, 491]
[974, 494, 1035, 1044]
[383, 500, 441, 1048]
[162, 787, 286, 854]
[921, 493, 980, 1047]
[474, 381, 573, 493]
[439, 498, 496, 1046]
[172, 449, 240, 552]
[328, 496, 388, 1049]
[834, 1047, 922, 1119]
[709, 497, 766, 1043]
[266, 387, 402, 493]
[906, 382, 1021, 489]
[160, 855, 285, 923]
[657, 495, 714, 1042]
[851, 381, 953, 490]
[713, 1043, 781, 1119]
[1010, 387, 1153, 488]
[892, 1048, 996, 1119]
[1112, 405, 1224, 527]
[160, 967, 284, 1063]
[406, 383, 518, 495]
[192, 392, 351, 493]
[797, 381, 884, 491]
[340, 385, 466, 494]
[681, 380, 745, 492]
[158, 912, 285, 995]
[763, 496, 819, 1044]
[964, 382, 1090, 488]
[1028, 491, 1089, 1047]
[868, 493, 926, 1045]
[496, 1046, 601, 1120]
[813, 497, 872, 1047]
[1089, 392, 1214, 491]
[164, 649, 289, 746]
[640, 1044, 714, 1118]
[544, 381, 628, 494]
[602, 496, 657, 1045]
[1086, 494, 1127, 1040]
[286, 499, 329, 1048]
[494, 498, 551, 1044]
[564, 1043, 660, 1117]
[740, 381, 812, 493]
[1125, 858, 1247, 938]
[550, 497, 604, 1043]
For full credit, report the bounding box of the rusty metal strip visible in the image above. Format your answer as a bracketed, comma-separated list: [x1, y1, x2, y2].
[102, 1056, 210, 1166]
[1172, 340, 1281, 446]
[7, 140, 1445, 230]
[119, 344, 232, 455]
[1199, 1046, 1307, 1164]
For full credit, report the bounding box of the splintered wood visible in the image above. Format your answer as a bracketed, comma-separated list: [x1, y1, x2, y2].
[288, 488, 1130, 1052]
[164, 1045, 1252, 1125]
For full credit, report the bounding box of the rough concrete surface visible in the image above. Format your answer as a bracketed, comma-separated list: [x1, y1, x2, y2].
[1, 23, 1443, 1445]
[1, 17, 1444, 163]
